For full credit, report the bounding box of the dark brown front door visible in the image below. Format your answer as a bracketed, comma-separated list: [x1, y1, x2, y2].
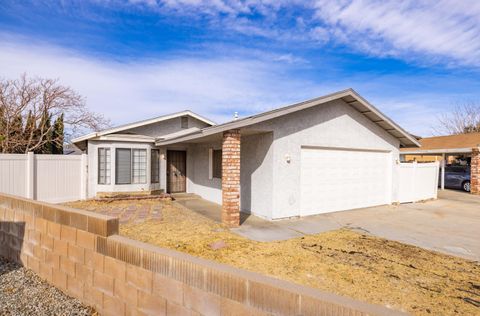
[167, 150, 186, 193]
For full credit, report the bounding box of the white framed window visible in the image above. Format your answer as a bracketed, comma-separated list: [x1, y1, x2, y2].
[116, 148, 132, 184]
[115, 148, 148, 184]
[132, 149, 147, 184]
[151, 149, 160, 183]
[209, 148, 222, 179]
[98, 148, 111, 184]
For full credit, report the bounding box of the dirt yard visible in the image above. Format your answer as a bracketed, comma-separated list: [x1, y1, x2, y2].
[65, 199, 480, 316]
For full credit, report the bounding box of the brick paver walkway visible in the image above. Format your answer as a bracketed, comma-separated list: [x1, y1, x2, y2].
[84, 202, 164, 224]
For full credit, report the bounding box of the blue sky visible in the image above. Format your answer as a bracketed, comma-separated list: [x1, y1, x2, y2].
[1, 1, 480, 136]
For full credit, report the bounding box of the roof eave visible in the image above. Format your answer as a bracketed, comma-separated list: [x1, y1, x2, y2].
[72, 110, 215, 145]
[156, 89, 421, 148]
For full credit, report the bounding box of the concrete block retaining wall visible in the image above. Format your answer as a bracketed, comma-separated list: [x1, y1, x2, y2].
[0, 193, 406, 316]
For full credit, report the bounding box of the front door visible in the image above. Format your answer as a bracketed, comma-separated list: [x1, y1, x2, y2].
[167, 150, 186, 193]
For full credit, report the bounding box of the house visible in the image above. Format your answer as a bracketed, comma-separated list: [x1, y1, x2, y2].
[401, 133, 480, 163]
[400, 132, 480, 192]
[73, 89, 425, 227]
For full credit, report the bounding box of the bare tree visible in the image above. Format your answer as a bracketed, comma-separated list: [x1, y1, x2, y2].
[0, 74, 110, 153]
[434, 102, 480, 135]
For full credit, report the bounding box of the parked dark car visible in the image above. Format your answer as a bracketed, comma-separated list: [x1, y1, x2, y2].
[440, 165, 471, 192]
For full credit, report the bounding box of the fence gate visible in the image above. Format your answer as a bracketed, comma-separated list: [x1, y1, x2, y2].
[397, 161, 439, 203]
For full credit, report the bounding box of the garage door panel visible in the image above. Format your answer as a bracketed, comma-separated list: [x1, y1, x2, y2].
[300, 148, 390, 216]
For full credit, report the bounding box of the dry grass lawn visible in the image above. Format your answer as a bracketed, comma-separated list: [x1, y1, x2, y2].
[66, 199, 480, 316]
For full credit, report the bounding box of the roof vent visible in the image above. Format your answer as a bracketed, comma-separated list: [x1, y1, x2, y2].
[234, 112, 239, 120]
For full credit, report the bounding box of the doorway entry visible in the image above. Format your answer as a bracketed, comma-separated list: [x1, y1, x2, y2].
[167, 150, 187, 193]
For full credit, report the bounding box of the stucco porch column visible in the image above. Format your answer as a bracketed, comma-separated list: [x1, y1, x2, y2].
[222, 129, 241, 227]
[471, 147, 480, 195]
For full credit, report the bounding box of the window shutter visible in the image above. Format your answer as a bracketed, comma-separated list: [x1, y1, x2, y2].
[208, 148, 213, 179]
[116, 148, 132, 184]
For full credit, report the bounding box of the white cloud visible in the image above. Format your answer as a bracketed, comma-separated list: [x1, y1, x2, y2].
[0, 34, 473, 138]
[120, 0, 480, 67]
[313, 0, 480, 66]
[0, 36, 317, 127]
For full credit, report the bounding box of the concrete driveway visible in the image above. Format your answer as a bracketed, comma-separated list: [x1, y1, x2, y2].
[232, 190, 480, 261]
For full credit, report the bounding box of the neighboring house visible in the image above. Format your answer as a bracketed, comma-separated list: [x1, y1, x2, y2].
[401, 133, 480, 164]
[73, 89, 425, 225]
[400, 132, 480, 192]
[63, 143, 83, 155]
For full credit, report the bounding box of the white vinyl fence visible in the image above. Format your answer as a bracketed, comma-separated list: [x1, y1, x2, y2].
[397, 161, 439, 203]
[0, 153, 87, 203]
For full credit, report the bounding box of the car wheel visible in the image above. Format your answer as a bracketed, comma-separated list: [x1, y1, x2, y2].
[462, 181, 470, 192]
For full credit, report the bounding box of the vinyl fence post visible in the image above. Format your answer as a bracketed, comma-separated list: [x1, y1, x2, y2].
[412, 160, 417, 201]
[26, 152, 35, 200]
[434, 161, 440, 198]
[441, 153, 446, 190]
[80, 153, 88, 200]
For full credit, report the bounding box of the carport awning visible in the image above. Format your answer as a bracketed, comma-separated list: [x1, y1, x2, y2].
[401, 148, 473, 155]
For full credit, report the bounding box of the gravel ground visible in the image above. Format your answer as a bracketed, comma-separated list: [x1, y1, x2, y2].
[0, 257, 95, 316]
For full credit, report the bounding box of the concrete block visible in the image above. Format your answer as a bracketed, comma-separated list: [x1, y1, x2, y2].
[220, 298, 269, 316]
[67, 275, 85, 299]
[41, 234, 54, 251]
[76, 229, 95, 250]
[166, 302, 192, 316]
[94, 270, 114, 296]
[248, 281, 300, 315]
[52, 268, 68, 290]
[68, 243, 85, 264]
[84, 286, 104, 310]
[183, 284, 221, 316]
[53, 238, 68, 256]
[137, 290, 166, 315]
[39, 262, 53, 283]
[104, 256, 126, 282]
[76, 263, 94, 286]
[103, 294, 126, 316]
[34, 217, 48, 235]
[60, 255, 76, 277]
[126, 265, 153, 293]
[61, 225, 77, 243]
[44, 250, 60, 269]
[47, 222, 61, 239]
[114, 279, 138, 307]
[152, 273, 183, 305]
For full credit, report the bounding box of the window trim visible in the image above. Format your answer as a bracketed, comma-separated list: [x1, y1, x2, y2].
[151, 149, 160, 184]
[209, 148, 222, 179]
[97, 147, 111, 185]
[132, 149, 147, 184]
[115, 148, 148, 185]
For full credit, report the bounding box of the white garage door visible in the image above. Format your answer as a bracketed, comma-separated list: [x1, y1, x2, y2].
[300, 147, 391, 216]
